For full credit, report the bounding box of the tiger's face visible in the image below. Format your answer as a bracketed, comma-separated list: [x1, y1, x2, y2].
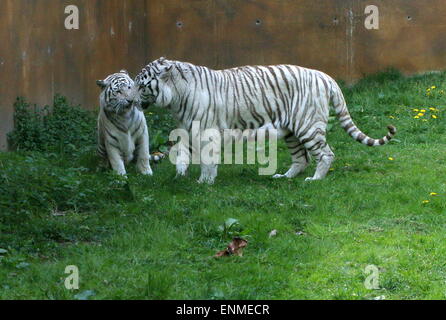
[134, 57, 174, 109]
[97, 70, 139, 114]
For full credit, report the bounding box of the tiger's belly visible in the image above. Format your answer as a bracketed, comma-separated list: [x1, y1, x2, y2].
[257, 123, 290, 139]
[117, 131, 136, 164]
[228, 121, 290, 140]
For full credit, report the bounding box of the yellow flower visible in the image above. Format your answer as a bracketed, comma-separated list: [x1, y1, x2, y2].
[413, 109, 419, 112]
[429, 107, 436, 111]
[422, 200, 430, 204]
[417, 113, 424, 117]
[432, 86, 436, 89]
[420, 109, 426, 113]
[388, 157, 394, 161]
[414, 116, 420, 119]
[427, 88, 431, 92]
[389, 116, 395, 119]
[430, 192, 438, 196]
[432, 115, 438, 119]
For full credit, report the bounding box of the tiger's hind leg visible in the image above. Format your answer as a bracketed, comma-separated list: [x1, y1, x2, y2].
[301, 131, 334, 181]
[97, 126, 110, 169]
[273, 134, 310, 179]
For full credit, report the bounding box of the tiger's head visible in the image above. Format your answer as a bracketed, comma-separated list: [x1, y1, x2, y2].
[96, 70, 139, 114]
[134, 57, 181, 110]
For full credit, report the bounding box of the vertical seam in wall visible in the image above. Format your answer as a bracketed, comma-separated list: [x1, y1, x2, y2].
[143, 0, 148, 60]
[214, 0, 220, 68]
[346, 0, 355, 83]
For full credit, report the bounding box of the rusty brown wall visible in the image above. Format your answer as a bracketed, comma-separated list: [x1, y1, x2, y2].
[0, 0, 149, 150]
[1, 0, 446, 150]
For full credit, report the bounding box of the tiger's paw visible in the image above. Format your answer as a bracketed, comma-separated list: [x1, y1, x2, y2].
[305, 176, 322, 181]
[137, 164, 153, 176]
[175, 163, 189, 178]
[141, 168, 153, 176]
[272, 174, 287, 179]
[197, 175, 215, 185]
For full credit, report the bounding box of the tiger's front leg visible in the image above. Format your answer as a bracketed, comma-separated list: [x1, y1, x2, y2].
[135, 130, 153, 176]
[198, 163, 218, 184]
[197, 130, 220, 184]
[106, 144, 127, 176]
[174, 138, 191, 177]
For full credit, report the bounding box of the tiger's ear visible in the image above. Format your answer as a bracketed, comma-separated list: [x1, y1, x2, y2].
[119, 69, 129, 75]
[159, 64, 174, 82]
[96, 80, 107, 89]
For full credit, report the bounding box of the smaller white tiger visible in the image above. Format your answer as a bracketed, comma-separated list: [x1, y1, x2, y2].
[96, 70, 153, 176]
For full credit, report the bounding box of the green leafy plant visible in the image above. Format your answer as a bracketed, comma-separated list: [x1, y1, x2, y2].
[8, 95, 96, 155]
[8, 95, 176, 156]
[145, 109, 176, 153]
[217, 218, 250, 239]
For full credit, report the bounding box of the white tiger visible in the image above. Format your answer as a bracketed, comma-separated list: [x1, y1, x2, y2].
[96, 70, 153, 176]
[134, 58, 396, 184]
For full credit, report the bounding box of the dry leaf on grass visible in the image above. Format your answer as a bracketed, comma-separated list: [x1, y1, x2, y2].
[214, 237, 248, 258]
[214, 250, 229, 258]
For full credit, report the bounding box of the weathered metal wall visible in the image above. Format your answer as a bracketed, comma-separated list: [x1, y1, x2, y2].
[0, 0, 148, 150]
[1, 0, 446, 149]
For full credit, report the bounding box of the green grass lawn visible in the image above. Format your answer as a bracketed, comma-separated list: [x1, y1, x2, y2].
[1, 70, 446, 300]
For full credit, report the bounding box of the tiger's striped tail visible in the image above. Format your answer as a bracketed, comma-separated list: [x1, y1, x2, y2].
[330, 82, 396, 146]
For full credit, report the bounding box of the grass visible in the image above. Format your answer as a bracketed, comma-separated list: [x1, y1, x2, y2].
[1, 69, 446, 300]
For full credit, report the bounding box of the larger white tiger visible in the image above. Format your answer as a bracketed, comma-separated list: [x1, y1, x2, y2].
[134, 58, 396, 184]
[96, 70, 153, 176]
